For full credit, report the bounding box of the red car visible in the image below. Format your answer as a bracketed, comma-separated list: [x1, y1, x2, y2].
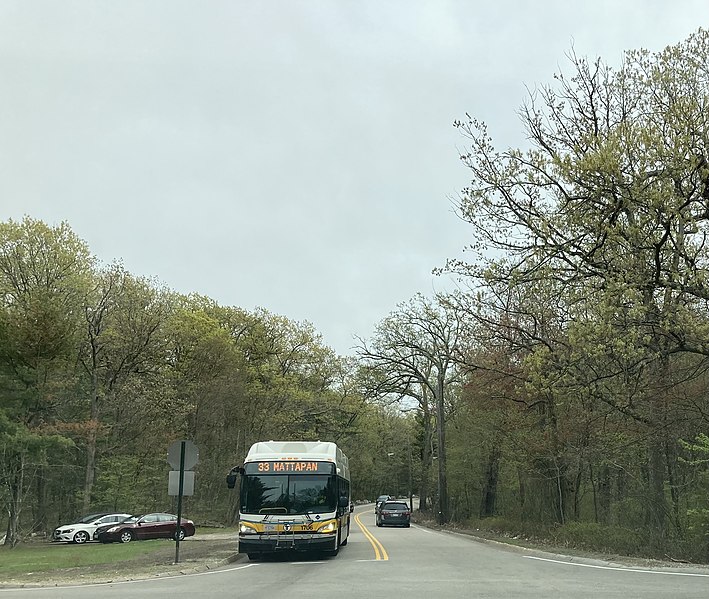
[96, 513, 195, 543]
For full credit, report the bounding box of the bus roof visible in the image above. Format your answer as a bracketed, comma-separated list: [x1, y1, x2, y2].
[245, 441, 350, 479]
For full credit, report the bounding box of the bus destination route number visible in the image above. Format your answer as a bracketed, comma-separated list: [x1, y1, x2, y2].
[246, 461, 334, 474]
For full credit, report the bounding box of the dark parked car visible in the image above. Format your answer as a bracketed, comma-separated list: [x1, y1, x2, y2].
[375, 495, 391, 514]
[96, 513, 195, 543]
[376, 500, 411, 527]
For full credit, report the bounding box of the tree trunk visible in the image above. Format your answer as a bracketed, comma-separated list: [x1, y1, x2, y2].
[518, 467, 527, 521]
[664, 437, 682, 535]
[479, 445, 500, 518]
[436, 373, 449, 525]
[647, 422, 667, 537]
[82, 369, 100, 513]
[4, 453, 24, 547]
[34, 464, 48, 535]
[83, 431, 97, 513]
[418, 399, 433, 511]
[554, 459, 566, 525]
[646, 364, 668, 538]
[572, 464, 583, 521]
[597, 463, 611, 525]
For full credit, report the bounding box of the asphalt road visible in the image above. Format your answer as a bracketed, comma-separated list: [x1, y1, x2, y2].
[2, 505, 708, 598]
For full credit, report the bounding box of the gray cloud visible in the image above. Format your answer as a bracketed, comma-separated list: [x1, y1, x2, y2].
[1, 0, 705, 354]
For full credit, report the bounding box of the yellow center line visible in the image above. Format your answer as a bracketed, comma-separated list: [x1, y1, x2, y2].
[353, 509, 389, 561]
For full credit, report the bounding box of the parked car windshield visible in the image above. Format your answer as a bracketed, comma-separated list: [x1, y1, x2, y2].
[76, 513, 106, 524]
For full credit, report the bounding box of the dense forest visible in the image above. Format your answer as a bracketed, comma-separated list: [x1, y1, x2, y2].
[2, 29, 708, 562]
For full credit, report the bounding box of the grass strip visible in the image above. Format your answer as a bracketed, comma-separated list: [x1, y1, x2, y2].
[0, 540, 168, 578]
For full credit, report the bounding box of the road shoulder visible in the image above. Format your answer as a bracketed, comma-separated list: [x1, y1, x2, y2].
[413, 517, 709, 576]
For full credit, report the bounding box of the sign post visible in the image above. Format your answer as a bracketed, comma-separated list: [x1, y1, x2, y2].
[167, 440, 198, 564]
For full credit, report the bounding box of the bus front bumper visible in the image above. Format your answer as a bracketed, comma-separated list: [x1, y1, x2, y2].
[239, 532, 337, 553]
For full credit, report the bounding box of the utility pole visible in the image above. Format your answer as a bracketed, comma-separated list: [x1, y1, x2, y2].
[407, 437, 414, 511]
[436, 372, 448, 525]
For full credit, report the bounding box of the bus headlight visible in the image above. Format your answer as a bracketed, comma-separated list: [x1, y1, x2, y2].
[318, 522, 337, 534]
[239, 523, 257, 534]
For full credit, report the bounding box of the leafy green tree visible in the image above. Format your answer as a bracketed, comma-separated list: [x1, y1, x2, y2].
[154, 299, 367, 524]
[77, 265, 173, 512]
[0, 217, 92, 544]
[447, 29, 709, 548]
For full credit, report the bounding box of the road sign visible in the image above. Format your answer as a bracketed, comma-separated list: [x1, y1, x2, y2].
[168, 470, 195, 496]
[167, 440, 199, 470]
[166, 440, 199, 565]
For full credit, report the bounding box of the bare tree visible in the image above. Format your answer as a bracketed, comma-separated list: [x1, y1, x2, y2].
[356, 293, 469, 524]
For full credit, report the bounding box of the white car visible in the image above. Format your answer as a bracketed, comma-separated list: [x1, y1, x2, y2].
[52, 512, 132, 544]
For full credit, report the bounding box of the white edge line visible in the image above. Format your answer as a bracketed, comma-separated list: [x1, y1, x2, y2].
[523, 555, 709, 577]
[0, 563, 258, 592]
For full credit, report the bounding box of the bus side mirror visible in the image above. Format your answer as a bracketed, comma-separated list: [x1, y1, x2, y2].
[226, 466, 244, 489]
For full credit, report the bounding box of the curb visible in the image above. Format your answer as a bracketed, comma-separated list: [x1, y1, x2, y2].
[224, 552, 247, 564]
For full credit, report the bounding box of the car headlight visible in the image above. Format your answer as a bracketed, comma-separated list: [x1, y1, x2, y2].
[318, 522, 337, 534]
[64, 528, 74, 533]
[239, 523, 257, 534]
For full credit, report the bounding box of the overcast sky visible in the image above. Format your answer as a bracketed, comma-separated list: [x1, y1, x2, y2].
[1, 1, 706, 356]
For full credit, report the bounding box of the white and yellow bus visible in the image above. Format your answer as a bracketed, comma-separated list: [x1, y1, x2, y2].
[226, 441, 351, 559]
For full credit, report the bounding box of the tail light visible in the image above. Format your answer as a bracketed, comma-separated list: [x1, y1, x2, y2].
[403, 511, 410, 516]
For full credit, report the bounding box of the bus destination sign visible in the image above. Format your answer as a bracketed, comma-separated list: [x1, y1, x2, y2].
[245, 461, 334, 474]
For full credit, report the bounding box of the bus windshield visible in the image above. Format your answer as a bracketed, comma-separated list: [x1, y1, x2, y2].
[241, 474, 337, 515]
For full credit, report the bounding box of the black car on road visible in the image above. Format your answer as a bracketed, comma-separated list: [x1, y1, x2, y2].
[376, 500, 411, 527]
